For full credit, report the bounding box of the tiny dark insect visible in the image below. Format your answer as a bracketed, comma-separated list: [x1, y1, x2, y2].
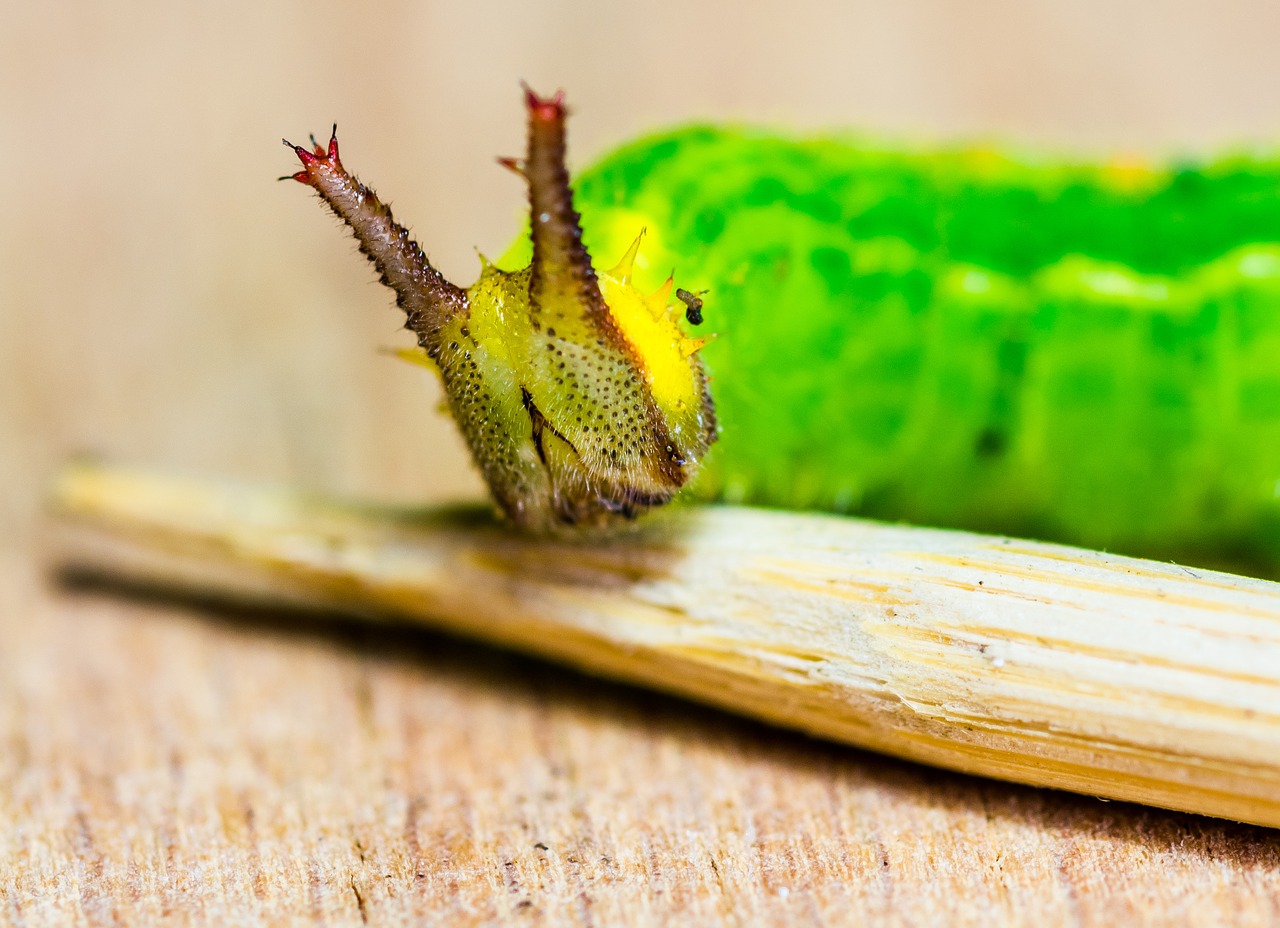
[676, 287, 706, 325]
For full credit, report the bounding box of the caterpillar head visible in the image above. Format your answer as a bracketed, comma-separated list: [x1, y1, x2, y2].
[286, 87, 717, 532]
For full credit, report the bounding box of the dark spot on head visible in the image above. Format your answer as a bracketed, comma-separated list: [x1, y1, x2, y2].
[975, 427, 1006, 459]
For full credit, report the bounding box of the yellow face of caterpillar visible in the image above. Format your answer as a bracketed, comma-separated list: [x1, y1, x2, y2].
[598, 235, 710, 414]
[428, 230, 716, 531]
[286, 87, 717, 532]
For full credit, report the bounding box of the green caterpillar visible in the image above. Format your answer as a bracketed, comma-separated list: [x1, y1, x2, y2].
[287, 88, 1280, 574]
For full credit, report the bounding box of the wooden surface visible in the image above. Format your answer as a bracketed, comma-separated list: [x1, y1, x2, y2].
[7, 548, 1280, 926]
[8, 1, 1280, 924]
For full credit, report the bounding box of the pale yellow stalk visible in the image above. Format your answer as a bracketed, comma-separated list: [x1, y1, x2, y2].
[47, 460, 1280, 828]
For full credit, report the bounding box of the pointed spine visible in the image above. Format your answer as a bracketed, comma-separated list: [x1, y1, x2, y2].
[521, 85, 613, 332]
[284, 129, 468, 358]
[608, 230, 646, 284]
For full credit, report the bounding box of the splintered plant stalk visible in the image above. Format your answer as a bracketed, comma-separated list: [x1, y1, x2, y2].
[49, 460, 1280, 830]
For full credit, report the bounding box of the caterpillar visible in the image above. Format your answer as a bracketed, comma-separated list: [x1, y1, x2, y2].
[286, 87, 1280, 573]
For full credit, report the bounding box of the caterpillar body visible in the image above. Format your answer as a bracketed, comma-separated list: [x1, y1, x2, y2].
[287, 89, 1280, 574]
[567, 129, 1280, 572]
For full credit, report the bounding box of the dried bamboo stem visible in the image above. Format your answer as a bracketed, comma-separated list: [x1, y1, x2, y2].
[46, 460, 1280, 828]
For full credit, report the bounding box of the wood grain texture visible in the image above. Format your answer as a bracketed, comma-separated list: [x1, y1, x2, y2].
[7, 548, 1280, 927]
[9, 1, 1280, 923]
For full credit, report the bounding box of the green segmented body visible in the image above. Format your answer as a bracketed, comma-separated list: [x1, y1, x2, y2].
[554, 128, 1280, 571]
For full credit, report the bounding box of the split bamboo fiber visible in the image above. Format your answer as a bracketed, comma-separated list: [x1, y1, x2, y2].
[47, 460, 1280, 829]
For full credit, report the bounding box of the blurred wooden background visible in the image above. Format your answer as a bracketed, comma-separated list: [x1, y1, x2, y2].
[4, 1, 1280, 924]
